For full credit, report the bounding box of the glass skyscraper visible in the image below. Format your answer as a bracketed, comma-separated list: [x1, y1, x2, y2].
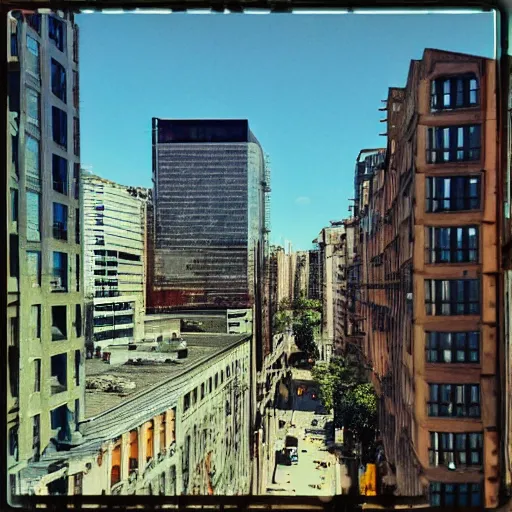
[149, 119, 268, 310]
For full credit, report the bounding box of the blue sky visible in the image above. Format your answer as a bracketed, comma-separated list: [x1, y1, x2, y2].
[77, 12, 494, 250]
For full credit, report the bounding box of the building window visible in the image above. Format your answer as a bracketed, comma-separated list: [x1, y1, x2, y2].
[426, 332, 480, 363]
[427, 125, 481, 164]
[34, 359, 41, 392]
[159, 414, 166, 453]
[50, 353, 67, 394]
[73, 26, 79, 63]
[53, 203, 68, 241]
[27, 14, 41, 34]
[184, 392, 191, 412]
[9, 425, 19, 460]
[201, 383, 205, 399]
[431, 75, 479, 111]
[426, 226, 478, 263]
[429, 432, 483, 467]
[169, 407, 176, 444]
[50, 404, 68, 438]
[9, 234, 19, 278]
[146, 420, 154, 461]
[215, 374, 219, 388]
[73, 70, 79, 109]
[51, 58, 67, 103]
[26, 35, 40, 77]
[75, 349, 81, 385]
[26, 88, 40, 126]
[52, 106, 68, 148]
[8, 343, 19, 399]
[10, 188, 18, 223]
[111, 443, 121, 487]
[73, 118, 80, 156]
[52, 155, 68, 195]
[11, 133, 19, 177]
[428, 383, 481, 418]
[52, 252, 68, 292]
[430, 482, 482, 507]
[25, 136, 40, 188]
[73, 163, 80, 200]
[49, 16, 65, 52]
[31, 305, 41, 340]
[426, 175, 481, 213]
[75, 305, 82, 338]
[424, 279, 480, 316]
[32, 414, 40, 461]
[10, 31, 17, 57]
[51, 305, 67, 341]
[129, 430, 138, 472]
[26, 191, 41, 241]
[76, 255, 80, 292]
[209, 377, 213, 393]
[27, 251, 41, 287]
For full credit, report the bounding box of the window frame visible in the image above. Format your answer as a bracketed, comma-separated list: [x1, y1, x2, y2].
[427, 125, 481, 164]
[426, 226, 479, 264]
[426, 175, 481, 213]
[26, 34, 40, 78]
[52, 251, 68, 292]
[429, 431, 483, 467]
[429, 482, 482, 508]
[48, 16, 65, 52]
[425, 279, 480, 316]
[430, 74, 480, 111]
[51, 58, 67, 103]
[51, 106, 68, 149]
[427, 383, 481, 418]
[52, 154, 68, 195]
[52, 202, 68, 241]
[426, 331, 480, 364]
[26, 87, 40, 127]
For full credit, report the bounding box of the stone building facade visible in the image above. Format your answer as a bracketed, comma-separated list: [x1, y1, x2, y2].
[18, 334, 252, 496]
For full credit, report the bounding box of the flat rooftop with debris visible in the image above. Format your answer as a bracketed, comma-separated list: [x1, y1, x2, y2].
[84, 333, 250, 421]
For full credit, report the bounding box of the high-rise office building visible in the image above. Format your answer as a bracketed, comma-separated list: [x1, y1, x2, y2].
[149, 119, 268, 311]
[7, 11, 83, 498]
[82, 173, 149, 351]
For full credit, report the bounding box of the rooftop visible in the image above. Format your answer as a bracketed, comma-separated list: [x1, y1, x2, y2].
[84, 333, 249, 420]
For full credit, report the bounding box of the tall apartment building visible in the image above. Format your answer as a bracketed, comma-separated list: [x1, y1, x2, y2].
[82, 173, 148, 351]
[335, 219, 356, 355]
[7, 11, 84, 498]
[308, 249, 321, 300]
[149, 119, 268, 312]
[316, 224, 344, 361]
[354, 149, 386, 217]
[353, 49, 499, 507]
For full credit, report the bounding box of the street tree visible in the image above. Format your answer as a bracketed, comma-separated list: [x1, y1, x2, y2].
[312, 355, 377, 444]
[292, 315, 319, 360]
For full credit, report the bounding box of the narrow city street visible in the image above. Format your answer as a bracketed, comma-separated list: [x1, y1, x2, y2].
[268, 369, 339, 496]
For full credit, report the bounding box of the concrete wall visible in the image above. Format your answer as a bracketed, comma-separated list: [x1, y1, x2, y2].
[7, 13, 84, 499]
